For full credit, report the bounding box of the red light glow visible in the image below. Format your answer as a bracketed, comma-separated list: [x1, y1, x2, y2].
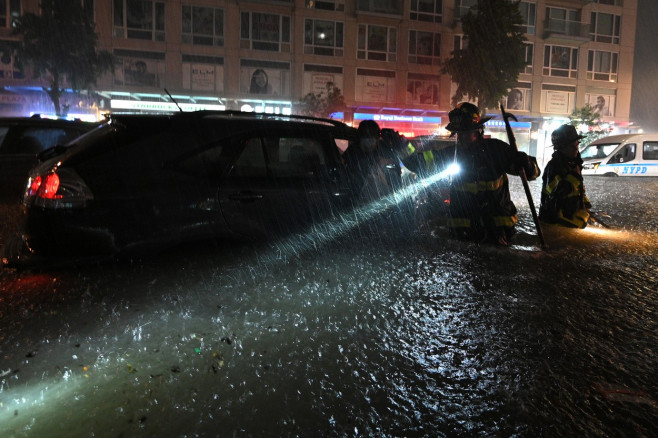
[42, 174, 60, 198]
[30, 173, 62, 199]
[29, 175, 42, 196]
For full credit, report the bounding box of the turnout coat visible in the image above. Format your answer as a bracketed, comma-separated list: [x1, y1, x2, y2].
[447, 137, 540, 240]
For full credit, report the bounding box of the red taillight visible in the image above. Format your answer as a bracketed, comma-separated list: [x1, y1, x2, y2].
[29, 175, 42, 196]
[29, 173, 62, 199]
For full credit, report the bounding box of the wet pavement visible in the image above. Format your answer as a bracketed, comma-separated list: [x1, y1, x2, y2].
[1, 176, 657, 437]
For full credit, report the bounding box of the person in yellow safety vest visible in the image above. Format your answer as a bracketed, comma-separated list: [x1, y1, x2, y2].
[539, 124, 592, 229]
[445, 102, 541, 246]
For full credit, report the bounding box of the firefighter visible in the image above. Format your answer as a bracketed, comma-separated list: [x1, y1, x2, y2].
[445, 102, 540, 246]
[539, 124, 591, 228]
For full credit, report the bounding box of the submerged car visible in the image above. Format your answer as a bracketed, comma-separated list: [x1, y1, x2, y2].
[0, 116, 97, 203]
[3, 111, 360, 265]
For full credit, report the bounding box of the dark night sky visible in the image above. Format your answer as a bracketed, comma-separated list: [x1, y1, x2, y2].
[629, 0, 658, 131]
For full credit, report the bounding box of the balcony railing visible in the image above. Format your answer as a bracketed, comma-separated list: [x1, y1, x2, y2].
[543, 18, 590, 42]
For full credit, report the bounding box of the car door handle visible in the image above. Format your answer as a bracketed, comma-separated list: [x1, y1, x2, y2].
[228, 191, 264, 202]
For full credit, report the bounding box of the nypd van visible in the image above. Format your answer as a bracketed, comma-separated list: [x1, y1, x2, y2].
[581, 134, 658, 176]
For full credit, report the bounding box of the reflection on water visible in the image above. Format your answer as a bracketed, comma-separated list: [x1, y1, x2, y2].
[1, 177, 657, 436]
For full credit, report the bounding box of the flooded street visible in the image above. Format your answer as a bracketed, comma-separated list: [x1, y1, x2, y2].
[1, 177, 657, 437]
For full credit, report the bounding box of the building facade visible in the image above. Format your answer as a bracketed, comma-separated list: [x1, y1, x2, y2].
[0, 0, 638, 161]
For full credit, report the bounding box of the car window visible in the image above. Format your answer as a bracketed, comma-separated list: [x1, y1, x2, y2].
[581, 143, 619, 159]
[0, 127, 9, 150]
[1, 127, 80, 154]
[271, 137, 326, 178]
[233, 137, 267, 177]
[608, 143, 635, 164]
[176, 143, 231, 177]
[643, 142, 658, 160]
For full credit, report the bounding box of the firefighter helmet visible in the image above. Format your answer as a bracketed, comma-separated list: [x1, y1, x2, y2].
[445, 102, 491, 136]
[551, 124, 584, 148]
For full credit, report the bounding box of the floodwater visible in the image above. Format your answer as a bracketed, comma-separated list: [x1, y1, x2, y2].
[1, 177, 657, 437]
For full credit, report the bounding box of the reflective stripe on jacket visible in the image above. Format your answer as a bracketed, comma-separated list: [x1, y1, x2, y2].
[539, 151, 590, 229]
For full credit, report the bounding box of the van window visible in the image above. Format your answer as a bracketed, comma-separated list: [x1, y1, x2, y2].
[581, 143, 619, 159]
[643, 142, 658, 160]
[608, 144, 636, 164]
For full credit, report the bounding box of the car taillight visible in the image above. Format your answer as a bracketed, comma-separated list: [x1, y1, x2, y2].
[25, 168, 93, 208]
[28, 174, 62, 199]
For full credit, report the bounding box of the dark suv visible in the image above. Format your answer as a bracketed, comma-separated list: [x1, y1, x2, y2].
[0, 116, 97, 202]
[3, 111, 359, 264]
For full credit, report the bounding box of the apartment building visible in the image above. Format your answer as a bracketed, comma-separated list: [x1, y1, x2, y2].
[0, 0, 638, 157]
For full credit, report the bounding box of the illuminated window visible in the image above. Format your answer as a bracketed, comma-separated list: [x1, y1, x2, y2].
[543, 45, 578, 78]
[304, 19, 343, 57]
[587, 50, 618, 82]
[585, 93, 615, 117]
[0, 0, 20, 28]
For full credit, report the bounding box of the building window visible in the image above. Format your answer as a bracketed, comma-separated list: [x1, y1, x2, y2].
[505, 84, 531, 111]
[410, 0, 442, 23]
[0, 42, 23, 79]
[545, 7, 579, 36]
[407, 76, 440, 105]
[182, 5, 224, 46]
[543, 45, 578, 78]
[240, 60, 290, 97]
[304, 19, 343, 57]
[585, 93, 615, 117]
[524, 43, 534, 74]
[358, 24, 396, 62]
[453, 34, 465, 51]
[590, 12, 621, 44]
[114, 53, 165, 87]
[0, 0, 20, 28]
[355, 0, 402, 15]
[541, 88, 576, 114]
[241, 12, 291, 52]
[303, 64, 344, 98]
[182, 55, 224, 92]
[587, 50, 618, 82]
[593, 0, 622, 5]
[305, 0, 344, 11]
[519, 1, 536, 35]
[355, 69, 396, 103]
[408, 31, 441, 66]
[455, 0, 477, 20]
[113, 0, 165, 41]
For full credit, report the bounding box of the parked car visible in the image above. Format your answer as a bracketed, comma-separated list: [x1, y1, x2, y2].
[0, 115, 97, 202]
[2, 111, 360, 265]
[581, 133, 658, 176]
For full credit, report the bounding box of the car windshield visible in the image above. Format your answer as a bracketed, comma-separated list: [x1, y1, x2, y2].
[580, 143, 621, 159]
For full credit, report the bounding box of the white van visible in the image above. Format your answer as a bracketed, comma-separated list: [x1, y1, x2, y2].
[581, 134, 658, 176]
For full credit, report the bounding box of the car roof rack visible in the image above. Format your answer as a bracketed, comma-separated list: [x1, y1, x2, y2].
[193, 110, 350, 129]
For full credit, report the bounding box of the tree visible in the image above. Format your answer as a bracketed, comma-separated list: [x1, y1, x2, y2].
[295, 82, 345, 119]
[12, 0, 114, 116]
[569, 104, 611, 149]
[442, 0, 526, 112]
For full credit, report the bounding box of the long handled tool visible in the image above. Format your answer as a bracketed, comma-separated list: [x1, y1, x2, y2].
[500, 103, 546, 248]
